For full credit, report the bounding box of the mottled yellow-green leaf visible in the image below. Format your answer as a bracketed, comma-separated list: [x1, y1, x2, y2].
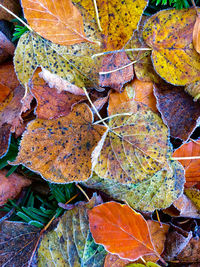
[12, 104, 108, 183]
[14, 28, 102, 89]
[127, 262, 161, 267]
[85, 161, 185, 212]
[93, 100, 172, 184]
[73, 0, 148, 50]
[185, 81, 200, 100]
[185, 188, 200, 210]
[38, 196, 107, 267]
[143, 8, 200, 86]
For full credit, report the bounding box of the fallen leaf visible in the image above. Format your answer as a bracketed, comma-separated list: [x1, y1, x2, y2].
[185, 187, 200, 210]
[185, 80, 200, 100]
[0, 0, 21, 21]
[86, 160, 185, 211]
[21, 0, 89, 45]
[104, 254, 130, 267]
[37, 195, 107, 266]
[164, 194, 200, 219]
[0, 123, 11, 158]
[88, 202, 157, 260]
[0, 61, 20, 91]
[143, 8, 200, 86]
[14, 31, 102, 90]
[108, 78, 157, 113]
[0, 83, 10, 102]
[73, 0, 148, 50]
[154, 83, 200, 141]
[0, 169, 31, 206]
[99, 52, 134, 92]
[175, 237, 200, 263]
[39, 67, 85, 95]
[173, 139, 200, 184]
[30, 71, 86, 119]
[94, 100, 172, 184]
[0, 220, 39, 266]
[0, 28, 15, 55]
[126, 263, 161, 267]
[193, 13, 200, 54]
[13, 103, 107, 183]
[163, 225, 192, 261]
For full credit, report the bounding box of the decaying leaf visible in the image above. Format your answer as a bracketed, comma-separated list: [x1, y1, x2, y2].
[163, 225, 193, 261]
[13, 104, 107, 183]
[175, 237, 200, 263]
[85, 160, 185, 211]
[193, 13, 200, 54]
[154, 83, 200, 141]
[185, 80, 200, 100]
[99, 52, 134, 92]
[0, 23, 15, 56]
[73, 0, 148, 50]
[21, 0, 89, 45]
[14, 31, 102, 90]
[0, 123, 11, 158]
[104, 254, 130, 267]
[37, 195, 107, 266]
[30, 71, 86, 119]
[0, 169, 31, 206]
[0, 61, 20, 92]
[143, 8, 200, 86]
[89, 202, 158, 261]
[0, 220, 39, 266]
[0, 0, 21, 21]
[94, 100, 172, 184]
[173, 139, 200, 184]
[0, 83, 10, 103]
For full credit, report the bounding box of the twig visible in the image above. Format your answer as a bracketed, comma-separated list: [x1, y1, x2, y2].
[93, 0, 102, 31]
[93, 113, 132, 125]
[76, 184, 90, 202]
[0, 3, 33, 32]
[92, 48, 152, 58]
[172, 156, 200, 160]
[155, 209, 163, 228]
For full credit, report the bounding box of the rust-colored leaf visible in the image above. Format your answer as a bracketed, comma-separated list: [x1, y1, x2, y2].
[173, 139, 200, 184]
[13, 104, 108, 183]
[89, 202, 157, 261]
[193, 13, 200, 54]
[30, 71, 86, 119]
[0, 170, 31, 206]
[0, 83, 11, 102]
[143, 8, 200, 86]
[0, 61, 20, 91]
[154, 83, 200, 141]
[21, 0, 89, 45]
[99, 52, 134, 92]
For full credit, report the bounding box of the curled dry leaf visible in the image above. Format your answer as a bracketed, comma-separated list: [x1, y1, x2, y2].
[30, 71, 86, 119]
[154, 83, 200, 141]
[173, 139, 200, 185]
[94, 100, 171, 184]
[38, 195, 106, 266]
[13, 104, 107, 183]
[88, 202, 157, 261]
[193, 13, 200, 54]
[143, 8, 200, 86]
[73, 0, 148, 50]
[0, 169, 31, 206]
[21, 0, 89, 45]
[99, 52, 134, 92]
[0, 221, 39, 267]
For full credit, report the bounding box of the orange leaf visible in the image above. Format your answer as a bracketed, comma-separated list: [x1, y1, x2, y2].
[0, 170, 31, 206]
[21, 0, 89, 45]
[193, 14, 200, 53]
[0, 61, 20, 92]
[30, 72, 86, 119]
[13, 104, 108, 183]
[88, 202, 157, 261]
[108, 78, 157, 114]
[173, 139, 200, 185]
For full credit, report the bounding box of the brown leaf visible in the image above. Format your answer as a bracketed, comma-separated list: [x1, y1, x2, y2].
[0, 30, 15, 55]
[154, 83, 200, 141]
[0, 170, 31, 206]
[173, 139, 200, 184]
[0, 221, 39, 266]
[193, 13, 200, 54]
[0, 61, 20, 91]
[0, 0, 21, 21]
[30, 71, 86, 119]
[13, 104, 108, 183]
[176, 238, 200, 263]
[21, 0, 89, 45]
[89, 202, 157, 261]
[163, 225, 192, 261]
[0, 123, 11, 158]
[104, 254, 131, 267]
[0, 83, 11, 102]
[99, 52, 134, 92]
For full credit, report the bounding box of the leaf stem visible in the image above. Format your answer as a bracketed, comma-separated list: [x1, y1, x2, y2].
[76, 184, 90, 202]
[93, 0, 102, 31]
[0, 3, 33, 32]
[172, 156, 200, 160]
[92, 48, 152, 58]
[93, 113, 132, 125]
[99, 52, 151, 75]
